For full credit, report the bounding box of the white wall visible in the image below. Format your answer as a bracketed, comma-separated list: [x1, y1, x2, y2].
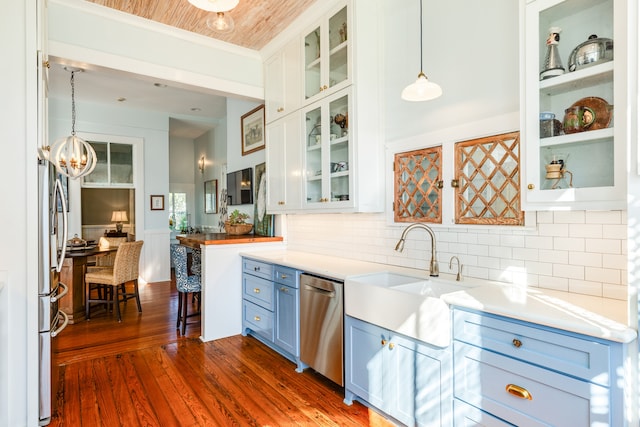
[2, 0, 39, 424]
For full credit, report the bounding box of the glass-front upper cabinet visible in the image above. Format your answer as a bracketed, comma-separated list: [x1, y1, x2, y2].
[303, 90, 351, 209]
[303, 3, 350, 104]
[522, 0, 626, 210]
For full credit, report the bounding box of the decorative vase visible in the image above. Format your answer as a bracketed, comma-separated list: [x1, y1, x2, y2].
[224, 222, 253, 235]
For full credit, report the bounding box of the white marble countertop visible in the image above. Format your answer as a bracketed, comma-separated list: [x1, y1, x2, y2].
[241, 249, 637, 344]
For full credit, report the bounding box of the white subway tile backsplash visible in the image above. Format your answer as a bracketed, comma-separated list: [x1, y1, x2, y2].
[569, 224, 603, 238]
[586, 210, 622, 224]
[554, 237, 585, 252]
[554, 210, 585, 224]
[568, 279, 603, 297]
[569, 252, 602, 268]
[585, 238, 622, 254]
[286, 210, 627, 300]
[553, 264, 584, 280]
[585, 267, 621, 285]
[538, 223, 569, 237]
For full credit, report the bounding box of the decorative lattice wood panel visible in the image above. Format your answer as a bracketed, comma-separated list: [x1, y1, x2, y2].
[454, 132, 524, 225]
[394, 146, 442, 223]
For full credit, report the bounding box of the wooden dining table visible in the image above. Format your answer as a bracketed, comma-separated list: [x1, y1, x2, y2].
[59, 246, 118, 323]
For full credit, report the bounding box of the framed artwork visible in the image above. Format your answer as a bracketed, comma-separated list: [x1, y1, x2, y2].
[204, 179, 218, 214]
[150, 195, 164, 210]
[253, 162, 274, 236]
[241, 104, 265, 156]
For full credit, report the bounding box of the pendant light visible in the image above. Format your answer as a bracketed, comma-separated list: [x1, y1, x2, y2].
[188, 0, 238, 34]
[401, 0, 442, 101]
[48, 67, 97, 179]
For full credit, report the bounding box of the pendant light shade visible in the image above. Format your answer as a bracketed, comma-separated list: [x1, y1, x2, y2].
[401, 0, 442, 101]
[47, 67, 97, 179]
[206, 11, 235, 34]
[188, 0, 238, 12]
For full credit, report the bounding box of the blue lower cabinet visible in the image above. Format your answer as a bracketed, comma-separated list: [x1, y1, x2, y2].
[452, 308, 627, 427]
[242, 258, 302, 371]
[453, 399, 514, 427]
[345, 315, 452, 427]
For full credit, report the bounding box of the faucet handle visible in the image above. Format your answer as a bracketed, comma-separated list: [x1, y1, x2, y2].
[449, 256, 463, 282]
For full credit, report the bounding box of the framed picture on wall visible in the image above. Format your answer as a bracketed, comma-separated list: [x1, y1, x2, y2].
[204, 179, 218, 214]
[150, 195, 164, 210]
[241, 104, 265, 156]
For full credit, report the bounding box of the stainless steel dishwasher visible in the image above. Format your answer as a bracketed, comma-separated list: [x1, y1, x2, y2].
[299, 273, 344, 386]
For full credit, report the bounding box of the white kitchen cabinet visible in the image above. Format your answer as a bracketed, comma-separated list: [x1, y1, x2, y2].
[344, 315, 452, 427]
[521, 0, 628, 210]
[452, 308, 629, 426]
[302, 2, 350, 104]
[264, 0, 384, 214]
[264, 38, 301, 124]
[265, 111, 302, 212]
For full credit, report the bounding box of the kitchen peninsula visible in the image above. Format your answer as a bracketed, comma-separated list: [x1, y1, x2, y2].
[176, 233, 285, 342]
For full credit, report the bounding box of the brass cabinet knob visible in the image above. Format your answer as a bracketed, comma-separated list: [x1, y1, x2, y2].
[254, 316, 261, 322]
[278, 201, 285, 205]
[277, 107, 284, 112]
[527, 183, 535, 190]
[381, 339, 387, 346]
[505, 384, 532, 400]
[388, 342, 395, 350]
[253, 288, 260, 293]
[512, 338, 522, 348]
[323, 85, 328, 90]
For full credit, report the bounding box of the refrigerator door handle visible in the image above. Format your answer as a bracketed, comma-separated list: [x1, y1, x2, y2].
[50, 310, 69, 338]
[54, 177, 68, 271]
[50, 282, 68, 303]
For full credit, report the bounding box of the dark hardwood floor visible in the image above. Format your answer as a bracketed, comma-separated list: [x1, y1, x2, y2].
[51, 277, 395, 426]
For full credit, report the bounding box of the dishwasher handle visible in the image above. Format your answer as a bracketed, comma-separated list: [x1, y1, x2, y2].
[303, 283, 336, 298]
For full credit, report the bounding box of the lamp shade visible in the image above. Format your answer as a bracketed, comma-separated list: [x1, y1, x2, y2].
[188, 0, 238, 12]
[401, 73, 443, 101]
[111, 211, 128, 222]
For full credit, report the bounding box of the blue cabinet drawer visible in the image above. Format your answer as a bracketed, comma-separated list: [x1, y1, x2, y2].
[454, 341, 609, 427]
[243, 300, 274, 342]
[242, 258, 273, 281]
[453, 399, 514, 427]
[273, 265, 299, 288]
[453, 309, 610, 386]
[243, 274, 274, 310]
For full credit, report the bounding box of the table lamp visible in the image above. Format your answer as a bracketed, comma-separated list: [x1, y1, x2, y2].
[111, 210, 128, 233]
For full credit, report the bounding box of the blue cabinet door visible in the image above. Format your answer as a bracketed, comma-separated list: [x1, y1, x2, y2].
[275, 284, 299, 356]
[345, 316, 386, 409]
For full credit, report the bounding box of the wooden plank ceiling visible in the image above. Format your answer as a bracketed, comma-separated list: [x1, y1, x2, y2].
[86, 0, 317, 50]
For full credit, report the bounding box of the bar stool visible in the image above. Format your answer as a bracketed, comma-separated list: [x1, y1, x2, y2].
[170, 244, 201, 335]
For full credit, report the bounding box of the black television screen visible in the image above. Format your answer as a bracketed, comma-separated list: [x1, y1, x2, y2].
[227, 167, 253, 206]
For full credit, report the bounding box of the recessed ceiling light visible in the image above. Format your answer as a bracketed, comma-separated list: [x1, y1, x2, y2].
[191, 107, 202, 112]
[154, 83, 168, 88]
[117, 97, 126, 102]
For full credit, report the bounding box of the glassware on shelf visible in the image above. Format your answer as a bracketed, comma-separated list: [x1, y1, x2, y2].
[543, 152, 573, 189]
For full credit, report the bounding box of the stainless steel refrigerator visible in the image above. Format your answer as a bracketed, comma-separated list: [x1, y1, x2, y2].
[38, 156, 69, 425]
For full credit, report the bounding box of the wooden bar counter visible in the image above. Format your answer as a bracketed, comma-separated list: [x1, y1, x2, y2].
[176, 232, 283, 248]
[175, 233, 285, 342]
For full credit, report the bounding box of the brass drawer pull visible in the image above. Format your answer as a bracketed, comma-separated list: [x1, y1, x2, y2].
[253, 288, 260, 293]
[280, 287, 288, 292]
[512, 338, 522, 348]
[254, 316, 261, 322]
[280, 274, 288, 279]
[505, 384, 532, 400]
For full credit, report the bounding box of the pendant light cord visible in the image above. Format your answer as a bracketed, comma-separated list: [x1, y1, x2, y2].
[419, 0, 423, 74]
[70, 71, 77, 136]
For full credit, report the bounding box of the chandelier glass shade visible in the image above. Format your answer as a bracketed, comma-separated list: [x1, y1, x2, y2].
[207, 12, 235, 34]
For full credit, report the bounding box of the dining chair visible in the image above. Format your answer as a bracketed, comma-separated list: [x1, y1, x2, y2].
[85, 240, 144, 322]
[170, 244, 201, 335]
[88, 236, 129, 272]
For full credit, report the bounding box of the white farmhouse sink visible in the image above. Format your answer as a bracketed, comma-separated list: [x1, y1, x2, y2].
[345, 271, 475, 347]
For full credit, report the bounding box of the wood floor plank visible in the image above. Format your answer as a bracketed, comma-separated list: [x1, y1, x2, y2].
[49, 276, 396, 427]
